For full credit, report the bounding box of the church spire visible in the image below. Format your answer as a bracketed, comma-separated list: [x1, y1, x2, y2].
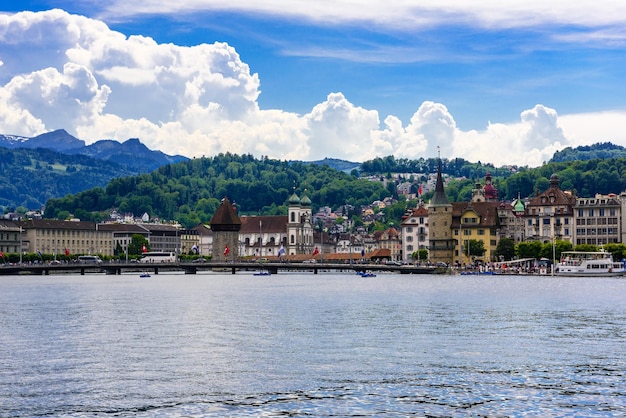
[430, 158, 450, 206]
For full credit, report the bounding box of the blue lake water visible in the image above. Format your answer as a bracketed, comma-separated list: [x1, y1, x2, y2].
[1, 272, 625, 417]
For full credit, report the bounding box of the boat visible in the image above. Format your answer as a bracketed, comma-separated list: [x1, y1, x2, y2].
[357, 271, 376, 277]
[555, 250, 626, 276]
[253, 270, 271, 276]
[139, 272, 151, 278]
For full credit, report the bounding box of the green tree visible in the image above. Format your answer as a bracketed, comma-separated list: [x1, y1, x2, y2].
[494, 237, 515, 261]
[128, 234, 149, 256]
[468, 239, 486, 258]
[517, 241, 542, 259]
[412, 248, 428, 263]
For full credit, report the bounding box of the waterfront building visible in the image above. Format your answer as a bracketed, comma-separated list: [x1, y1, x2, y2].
[400, 202, 429, 263]
[524, 174, 575, 243]
[453, 201, 501, 265]
[373, 227, 401, 261]
[137, 223, 181, 254]
[18, 219, 111, 256]
[574, 193, 621, 246]
[0, 220, 23, 255]
[428, 159, 455, 264]
[239, 215, 287, 258]
[286, 190, 314, 255]
[209, 197, 241, 261]
[98, 223, 149, 259]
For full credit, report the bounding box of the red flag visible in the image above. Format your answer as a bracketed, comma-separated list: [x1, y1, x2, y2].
[142, 244, 147, 253]
[224, 245, 230, 256]
[64, 248, 70, 256]
[418, 184, 423, 196]
[312, 246, 319, 256]
[0, 251, 4, 258]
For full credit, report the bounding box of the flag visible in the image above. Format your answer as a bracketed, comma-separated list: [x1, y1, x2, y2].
[278, 246, 285, 257]
[37, 250, 43, 259]
[142, 244, 147, 253]
[312, 246, 319, 256]
[418, 184, 423, 196]
[64, 248, 70, 256]
[192, 244, 199, 255]
[361, 249, 365, 258]
[0, 251, 4, 258]
[224, 245, 230, 256]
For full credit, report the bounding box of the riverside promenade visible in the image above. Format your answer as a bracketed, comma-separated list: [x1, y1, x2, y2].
[0, 261, 444, 276]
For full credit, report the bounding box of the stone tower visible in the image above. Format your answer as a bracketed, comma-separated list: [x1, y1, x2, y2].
[209, 197, 241, 261]
[428, 159, 455, 264]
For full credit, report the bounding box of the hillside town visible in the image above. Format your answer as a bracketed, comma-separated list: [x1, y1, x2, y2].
[1, 159, 625, 266]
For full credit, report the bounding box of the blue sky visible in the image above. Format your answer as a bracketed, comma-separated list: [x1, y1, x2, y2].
[1, 1, 626, 166]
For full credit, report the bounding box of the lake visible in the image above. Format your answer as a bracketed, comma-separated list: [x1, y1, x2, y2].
[1, 272, 624, 417]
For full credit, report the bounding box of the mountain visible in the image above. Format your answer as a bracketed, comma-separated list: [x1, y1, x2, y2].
[0, 129, 188, 173]
[0, 129, 188, 210]
[21, 129, 85, 152]
[308, 157, 361, 173]
[0, 146, 135, 210]
[67, 138, 187, 173]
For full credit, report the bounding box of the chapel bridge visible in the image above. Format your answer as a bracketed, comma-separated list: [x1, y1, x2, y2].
[0, 261, 443, 276]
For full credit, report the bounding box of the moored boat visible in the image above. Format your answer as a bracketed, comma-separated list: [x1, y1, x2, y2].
[555, 250, 625, 276]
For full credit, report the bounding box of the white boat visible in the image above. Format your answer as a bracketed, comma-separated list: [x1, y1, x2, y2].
[555, 250, 625, 276]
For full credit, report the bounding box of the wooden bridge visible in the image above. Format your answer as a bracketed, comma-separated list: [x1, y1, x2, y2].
[0, 261, 445, 276]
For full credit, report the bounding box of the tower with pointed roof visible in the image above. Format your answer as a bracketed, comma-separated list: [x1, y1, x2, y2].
[428, 158, 455, 264]
[209, 197, 241, 261]
[286, 189, 314, 255]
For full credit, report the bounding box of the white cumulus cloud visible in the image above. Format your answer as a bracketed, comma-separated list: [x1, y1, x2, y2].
[0, 9, 625, 168]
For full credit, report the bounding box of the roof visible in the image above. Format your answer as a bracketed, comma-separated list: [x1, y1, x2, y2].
[526, 174, 576, 208]
[240, 215, 288, 233]
[430, 159, 450, 206]
[451, 201, 501, 228]
[210, 197, 242, 231]
[19, 219, 95, 231]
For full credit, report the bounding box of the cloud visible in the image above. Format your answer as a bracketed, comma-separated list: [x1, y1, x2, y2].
[100, 1, 626, 30]
[0, 9, 625, 169]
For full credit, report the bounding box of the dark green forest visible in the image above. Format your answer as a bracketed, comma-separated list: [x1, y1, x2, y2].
[0, 147, 134, 209]
[44, 153, 390, 227]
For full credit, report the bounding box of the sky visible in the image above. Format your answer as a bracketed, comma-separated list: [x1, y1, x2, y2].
[1, 2, 626, 167]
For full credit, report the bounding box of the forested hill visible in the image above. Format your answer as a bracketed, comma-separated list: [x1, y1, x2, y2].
[0, 147, 135, 209]
[550, 142, 626, 162]
[43, 153, 390, 227]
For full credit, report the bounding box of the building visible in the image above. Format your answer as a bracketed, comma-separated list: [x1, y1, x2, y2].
[0, 220, 23, 255]
[524, 174, 575, 243]
[373, 227, 401, 261]
[400, 202, 429, 263]
[286, 190, 314, 255]
[18, 219, 111, 256]
[428, 159, 455, 264]
[138, 223, 181, 254]
[98, 223, 149, 260]
[574, 193, 621, 245]
[239, 215, 287, 258]
[209, 197, 242, 261]
[453, 201, 501, 265]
